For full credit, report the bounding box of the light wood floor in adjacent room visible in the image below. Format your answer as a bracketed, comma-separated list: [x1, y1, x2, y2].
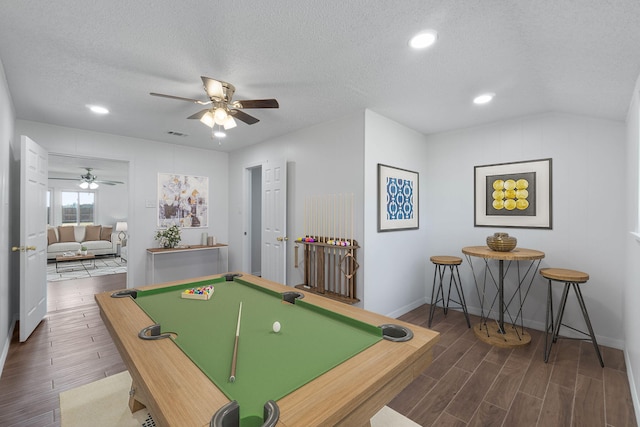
[0, 274, 637, 426]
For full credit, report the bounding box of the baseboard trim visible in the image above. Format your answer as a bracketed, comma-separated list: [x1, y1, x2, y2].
[624, 348, 640, 425]
[0, 315, 17, 378]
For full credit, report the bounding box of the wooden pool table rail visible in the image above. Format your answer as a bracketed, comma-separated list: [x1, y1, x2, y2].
[95, 273, 440, 427]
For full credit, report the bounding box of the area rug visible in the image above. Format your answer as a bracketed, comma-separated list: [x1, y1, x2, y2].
[59, 371, 153, 427]
[47, 256, 127, 282]
[59, 371, 419, 427]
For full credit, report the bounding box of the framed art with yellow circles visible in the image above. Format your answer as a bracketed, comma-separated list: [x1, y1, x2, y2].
[474, 158, 552, 229]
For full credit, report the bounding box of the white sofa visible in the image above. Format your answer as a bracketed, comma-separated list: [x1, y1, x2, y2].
[47, 225, 118, 260]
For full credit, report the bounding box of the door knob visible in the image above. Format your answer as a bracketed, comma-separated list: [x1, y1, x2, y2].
[276, 236, 289, 242]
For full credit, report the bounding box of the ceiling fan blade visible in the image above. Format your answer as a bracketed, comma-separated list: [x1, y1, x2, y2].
[150, 92, 211, 105]
[95, 180, 124, 185]
[230, 109, 259, 125]
[187, 109, 210, 120]
[233, 99, 279, 109]
[201, 77, 225, 99]
[49, 177, 123, 185]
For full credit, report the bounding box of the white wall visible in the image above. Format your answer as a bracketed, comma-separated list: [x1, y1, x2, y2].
[423, 112, 626, 349]
[624, 76, 640, 417]
[363, 110, 430, 315]
[0, 58, 15, 375]
[227, 112, 366, 301]
[15, 120, 229, 288]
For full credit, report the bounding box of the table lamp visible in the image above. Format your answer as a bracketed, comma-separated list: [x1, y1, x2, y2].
[115, 221, 128, 243]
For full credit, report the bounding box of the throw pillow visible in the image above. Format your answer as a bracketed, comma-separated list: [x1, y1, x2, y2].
[58, 226, 75, 243]
[47, 228, 58, 245]
[84, 225, 102, 241]
[101, 226, 113, 242]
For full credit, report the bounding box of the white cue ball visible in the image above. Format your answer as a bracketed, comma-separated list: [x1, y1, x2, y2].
[272, 321, 281, 333]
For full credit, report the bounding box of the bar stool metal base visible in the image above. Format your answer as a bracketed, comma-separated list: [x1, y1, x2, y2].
[540, 268, 604, 367]
[428, 256, 471, 328]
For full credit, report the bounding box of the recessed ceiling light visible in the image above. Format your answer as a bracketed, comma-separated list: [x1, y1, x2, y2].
[87, 105, 109, 114]
[473, 93, 495, 105]
[409, 30, 438, 49]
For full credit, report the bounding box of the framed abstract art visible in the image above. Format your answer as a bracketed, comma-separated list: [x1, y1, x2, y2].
[378, 164, 419, 231]
[474, 158, 552, 229]
[157, 173, 209, 228]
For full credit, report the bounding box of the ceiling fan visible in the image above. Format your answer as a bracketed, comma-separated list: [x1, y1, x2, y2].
[150, 76, 279, 131]
[51, 168, 124, 189]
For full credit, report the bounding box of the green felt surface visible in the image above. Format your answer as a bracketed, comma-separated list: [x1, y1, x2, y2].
[135, 277, 382, 426]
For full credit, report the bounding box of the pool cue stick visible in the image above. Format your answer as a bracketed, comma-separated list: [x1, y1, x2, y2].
[351, 193, 354, 246]
[229, 301, 243, 382]
[331, 194, 339, 293]
[350, 193, 355, 298]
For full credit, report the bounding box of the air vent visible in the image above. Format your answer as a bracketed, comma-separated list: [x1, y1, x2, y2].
[167, 131, 188, 137]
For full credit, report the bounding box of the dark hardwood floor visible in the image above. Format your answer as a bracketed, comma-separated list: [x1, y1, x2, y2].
[0, 274, 636, 426]
[390, 306, 637, 427]
[0, 274, 128, 427]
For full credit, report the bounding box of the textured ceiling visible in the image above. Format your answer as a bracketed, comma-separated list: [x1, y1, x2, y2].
[1, 1, 639, 153]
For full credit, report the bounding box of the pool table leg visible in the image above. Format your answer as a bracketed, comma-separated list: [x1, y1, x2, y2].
[128, 381, 147, 413]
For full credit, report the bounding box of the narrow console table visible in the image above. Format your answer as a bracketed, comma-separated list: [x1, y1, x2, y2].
[146, 244, 228, 284]
[462, 246, 545, 348]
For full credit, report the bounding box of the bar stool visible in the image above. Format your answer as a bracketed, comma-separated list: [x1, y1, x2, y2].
[539, 268, 604, 367]
[429, 256, 471, 328]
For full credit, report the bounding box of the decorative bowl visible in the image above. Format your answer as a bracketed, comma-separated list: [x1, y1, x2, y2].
[486, 232, 517, 252]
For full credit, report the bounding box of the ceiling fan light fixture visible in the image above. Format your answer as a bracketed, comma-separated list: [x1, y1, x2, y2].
[223, 115, 237, 130]
[206, 79, 225, 99]
[213, 107, 228, 125]
[200, 111, 215, 128]
[89, 182, 99, 189]
[79, 181, 89, 189]
[213, 130, 226, 138]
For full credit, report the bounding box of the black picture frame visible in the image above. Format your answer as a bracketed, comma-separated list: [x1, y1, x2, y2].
[377, 164, 419, 231]
[474, 158, 552, 229]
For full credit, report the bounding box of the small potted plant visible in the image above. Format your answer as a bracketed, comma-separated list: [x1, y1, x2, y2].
[79, 245, 88, 255]
[155, 224, 181, 248]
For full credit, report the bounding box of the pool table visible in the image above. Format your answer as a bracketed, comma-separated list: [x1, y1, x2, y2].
[95, 273, 439, 427]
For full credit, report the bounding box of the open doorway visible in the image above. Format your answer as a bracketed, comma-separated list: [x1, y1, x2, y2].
[46, 154, 129, 292]
[248, 165, 262, 276]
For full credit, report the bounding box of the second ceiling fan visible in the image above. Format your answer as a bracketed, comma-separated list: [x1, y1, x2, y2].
[50, 168, 124, 189]
[151, 76, 279, 130]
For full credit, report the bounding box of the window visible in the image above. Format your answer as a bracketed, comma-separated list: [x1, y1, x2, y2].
[61, 191, 95, 225]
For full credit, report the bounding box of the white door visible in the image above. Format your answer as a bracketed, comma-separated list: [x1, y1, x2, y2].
[261, 158, 287, 283]
[18, 136, 48, 342]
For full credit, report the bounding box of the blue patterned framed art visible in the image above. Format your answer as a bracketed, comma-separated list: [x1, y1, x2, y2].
[378, 164, 419, 231]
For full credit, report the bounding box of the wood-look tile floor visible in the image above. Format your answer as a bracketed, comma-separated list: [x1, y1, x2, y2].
[390, 306, 638, 427]
[0, 274, 128, 427]
[0, 275, 637, 426]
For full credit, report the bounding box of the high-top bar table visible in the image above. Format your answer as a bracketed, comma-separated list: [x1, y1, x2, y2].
[462, 246, 545, 348]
